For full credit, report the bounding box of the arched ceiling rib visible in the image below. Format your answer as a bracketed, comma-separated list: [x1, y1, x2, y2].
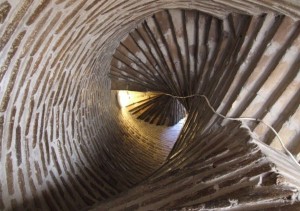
[0, 1, 299, 211]
[126, 93, 186, 126]
[111, 9, 300, 156]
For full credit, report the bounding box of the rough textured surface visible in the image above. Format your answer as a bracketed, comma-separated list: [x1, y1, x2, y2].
[0, 1, 299, 210]
[92, 120, 300, 210]
[111, 8, 300, 153]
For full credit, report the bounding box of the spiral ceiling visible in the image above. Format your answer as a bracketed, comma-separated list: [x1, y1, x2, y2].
[0, 0, 300, 210]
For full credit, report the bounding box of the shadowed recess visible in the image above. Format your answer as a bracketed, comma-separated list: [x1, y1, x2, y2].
[126, 93, 186, 126]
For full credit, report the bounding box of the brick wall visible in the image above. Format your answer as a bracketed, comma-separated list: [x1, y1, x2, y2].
[0, 1, 299, 210]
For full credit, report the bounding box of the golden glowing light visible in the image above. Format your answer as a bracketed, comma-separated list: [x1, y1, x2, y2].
[117, 90, 155, 108]
[118, 91, 131, 107]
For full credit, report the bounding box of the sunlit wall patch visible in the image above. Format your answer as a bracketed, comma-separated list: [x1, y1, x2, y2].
[117, 90, 132, 108]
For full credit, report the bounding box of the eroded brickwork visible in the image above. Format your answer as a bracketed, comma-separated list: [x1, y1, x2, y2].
[94, 121, 300, 210]
[0, 1, 299, 210]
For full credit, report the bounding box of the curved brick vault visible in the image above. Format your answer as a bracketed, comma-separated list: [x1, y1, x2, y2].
[0, 1, 300, 210]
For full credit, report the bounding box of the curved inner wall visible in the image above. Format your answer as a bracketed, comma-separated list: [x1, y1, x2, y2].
[0, 1, 300, 210]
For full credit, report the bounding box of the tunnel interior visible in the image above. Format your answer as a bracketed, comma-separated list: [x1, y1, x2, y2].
[0, 1, 300, 210]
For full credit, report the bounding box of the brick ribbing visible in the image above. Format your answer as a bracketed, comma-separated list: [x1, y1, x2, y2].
[111, 9, 300, 157]
[0, 1, 299, 210]
[92, 119, 300, 210]
[125, 93, 186, 126]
